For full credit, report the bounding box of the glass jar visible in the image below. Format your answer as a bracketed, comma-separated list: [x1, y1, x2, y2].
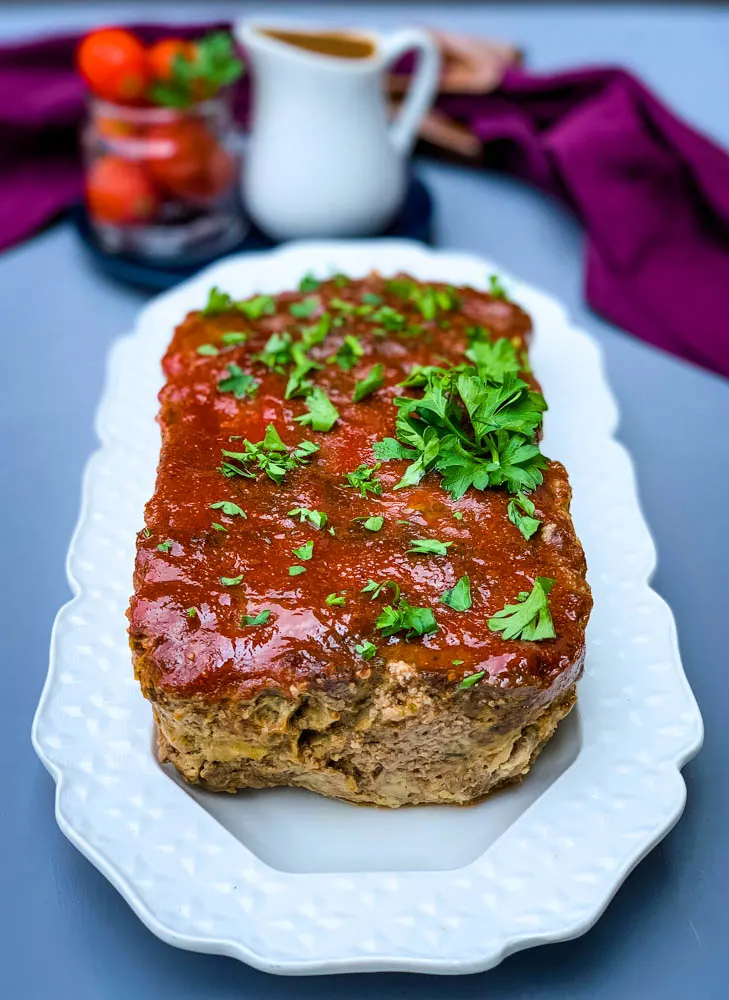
[82, 92, 247, 261]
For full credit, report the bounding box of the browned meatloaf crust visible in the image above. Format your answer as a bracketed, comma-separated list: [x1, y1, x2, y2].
[128, 272, 592, 807]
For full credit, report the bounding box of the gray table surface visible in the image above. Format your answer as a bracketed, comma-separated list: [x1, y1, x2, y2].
[3, 3, 729, 998]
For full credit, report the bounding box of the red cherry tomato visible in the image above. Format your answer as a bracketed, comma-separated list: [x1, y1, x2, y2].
[86, 155, 158, 224]
[145, 119, 217, 199]
[77, 28, 150, 104]
[147, 38, 196, 82]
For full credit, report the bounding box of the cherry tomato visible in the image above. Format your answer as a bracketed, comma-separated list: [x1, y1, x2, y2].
[147, 38, 196, 81]
[145, 119, 217, 199]
[86, 155, 158, 224]
[77, 28, 150, 104]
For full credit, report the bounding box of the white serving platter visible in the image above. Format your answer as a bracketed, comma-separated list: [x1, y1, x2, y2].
[33, 240, 703, 975]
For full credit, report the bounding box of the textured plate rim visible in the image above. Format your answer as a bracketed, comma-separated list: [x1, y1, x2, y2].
[32, 239, 703, 976]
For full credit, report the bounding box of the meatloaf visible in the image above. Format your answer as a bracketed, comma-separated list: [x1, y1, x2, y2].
[128, 270, 592, 807]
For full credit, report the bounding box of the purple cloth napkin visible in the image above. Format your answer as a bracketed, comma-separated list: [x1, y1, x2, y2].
[2, 28, 729, 378]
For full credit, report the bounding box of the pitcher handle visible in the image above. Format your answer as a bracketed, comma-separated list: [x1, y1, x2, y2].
[380, 28, 441, 156]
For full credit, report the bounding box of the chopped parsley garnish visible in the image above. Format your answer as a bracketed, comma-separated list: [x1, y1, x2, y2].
[299, 272, 320, 293]
[325, 593, 346, 606]
[217, 363, 258, 399]
[488, 577, 556, 641]
[453, 511, 464, 521]
[353, 363, 385, 402]
[289, 565, 306, 576]
[254, 331, 294, 372]
[292, 540, 314, 561]
[360, 515, 384, 532]
[287, 507, 328, 529]
[237, 294, 275, 319]
[196, 343, 219, 356]
[186, 606, 200, 618]
[219, 423, 318, 483]
[362, 579, 400, 601]
[142, 527, 152, 538]
[465, 334, 521, 382]
[329, 334, 364, 371]
[241, 609, 271, 627]
[489, 273, 508, 300]
[221, 331, 247, 346]
[408, 537, 453, 556]
[285, 342, 322, 399]
[156, 539, 173, 552]
[300, 312, 332, 350]
[289, 295, 320, 319]
[370, 305, 406, 332]
[210, 500, 246, 518]
[373, 363, 547, 500]
[203, 286, 233, 316]
[219, 574, 244, 586]
[211, 522, 228, 533]
[355, 640, 377, 660]
[362, 292, 382, 306]
[440, 574, 472, 611]
[331, 272, 350, 287]
[452, 658, 464, 666]
[385, 279, 460, 320]
[294, 387, 339, 432]
[458, 670, 485, 689]
[376, 597, 439, 639]
[342, 462, 383, 497]
[508, 492, 542, 540]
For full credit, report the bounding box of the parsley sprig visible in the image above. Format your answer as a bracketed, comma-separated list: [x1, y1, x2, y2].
[376, 597, 439, 639]
[217, 363, 258, 399]
[488, 578, 556, 641]
[342, 462, 383, 497]
[219, 423, 318, 484]
[374, 357, 547, 500]
[150, 32, 244, 110]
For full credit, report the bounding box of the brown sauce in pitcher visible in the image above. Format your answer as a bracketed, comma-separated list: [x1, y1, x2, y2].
[261, 28, 375, 60]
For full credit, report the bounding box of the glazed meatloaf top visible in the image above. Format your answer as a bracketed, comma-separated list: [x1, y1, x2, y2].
[129, 272, 592, 703]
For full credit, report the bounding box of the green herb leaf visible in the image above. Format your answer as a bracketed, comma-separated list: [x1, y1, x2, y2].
[220, 574, 244, 586]
[489, 273, 508, 300]
[362, 292, 382, 306]
[237, 294, 275, 320]
[292, 540, 314, 561]
[331, 272, 350, 287]
[287, 507, 328, 529]
[211, 522, 228, 533]
[156, 539, 173, 553]
[241, 609, 271, 627]
[299, 272, 320, 293]
[361, 515, 384, 532]
[142, 527, 152, 538]
[370, 305, 406, 332]
[453, 511, 464, 520]
[408, 537, 453, 557]
[196, 343, 219, 356]
[186, 606, 200, 618]
[254, 331, 294, 372]
[221, 331, 247, 346]
[458, 670, 485, 689]
[342, 462, 383, 497]
[376, 597, 439, 639]
[452, 658, 464, 666]
[210, 500, 246, 518]
[289, 296, 320, 319]
[325, 593, 346, 606]
[289, 565, 306, 576]
[217, 363, 258, 399]
[294, 387, 339, 432]
[508, 493, 542, 540]
[355, 640, 377, 660]
[300, 312, 332, 350]
[440, 574, 472, 612]
[219, 424, 318, 483]
[202, 286, 233, 316]
[488, 577, 556, 641]
[361, 579, 400, 602]
[353, 363, 385, 402]
[329, 334, 364, 371]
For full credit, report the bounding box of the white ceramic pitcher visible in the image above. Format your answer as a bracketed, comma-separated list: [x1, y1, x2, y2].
[235, 21, 440, 239]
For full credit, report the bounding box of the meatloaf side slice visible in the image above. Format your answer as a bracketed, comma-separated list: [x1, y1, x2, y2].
[128, 271, 592, 807]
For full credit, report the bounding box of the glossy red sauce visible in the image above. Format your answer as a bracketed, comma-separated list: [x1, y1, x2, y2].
[128, 274, 591, 699]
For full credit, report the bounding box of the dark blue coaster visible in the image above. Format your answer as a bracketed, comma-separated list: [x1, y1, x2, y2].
[69, 174, 434, 292]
